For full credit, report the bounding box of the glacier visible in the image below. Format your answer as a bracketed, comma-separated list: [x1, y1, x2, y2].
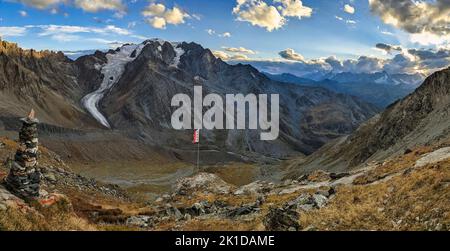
[82, 43, 146, 128]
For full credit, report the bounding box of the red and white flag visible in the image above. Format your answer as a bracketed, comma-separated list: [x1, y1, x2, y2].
[192, 129, 200, 144]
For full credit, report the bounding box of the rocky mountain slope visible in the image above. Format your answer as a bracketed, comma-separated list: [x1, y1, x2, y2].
[0, 39, 99, 129]
[0, 40, 384, 160]
[86, 40, 380, 158]
[2, 136, 448, 231]
[0, 38, 383, 197]
[0, 38, 380, 161]
[285, 67, 450, 176]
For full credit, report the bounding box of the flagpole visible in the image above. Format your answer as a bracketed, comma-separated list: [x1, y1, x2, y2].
[196, 130, 200, 173]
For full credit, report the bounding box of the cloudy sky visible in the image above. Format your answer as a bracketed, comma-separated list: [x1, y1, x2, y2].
[1, 0, 450, 77]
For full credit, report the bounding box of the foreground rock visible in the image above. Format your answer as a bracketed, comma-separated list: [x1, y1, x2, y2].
[174, 172, 234, 195]
[263, 208, 300, 231]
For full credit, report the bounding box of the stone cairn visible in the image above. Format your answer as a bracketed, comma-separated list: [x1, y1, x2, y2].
[5, 109, 41, 198]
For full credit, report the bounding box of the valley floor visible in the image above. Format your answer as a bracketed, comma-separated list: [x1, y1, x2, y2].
[0, 137, 449, 231]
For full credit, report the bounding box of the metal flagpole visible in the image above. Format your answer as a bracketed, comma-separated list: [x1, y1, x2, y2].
[196, 130, 200, 173]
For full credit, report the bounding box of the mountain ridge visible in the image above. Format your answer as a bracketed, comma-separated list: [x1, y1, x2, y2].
[265, 71, 419, 108]
[0, 38, 379, 168]
[285, 66, 450, 177]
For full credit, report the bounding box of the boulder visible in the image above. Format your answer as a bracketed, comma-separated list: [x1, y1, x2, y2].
[316, 186, 335, 197]
[174, 173, 234, 195]
[312, 194, 328, 208]
[126, 215, 152, 228]
[285, 194, 315, 210]
[263, 208, 300, 231]
[226, 203, 260, 218]
[234, 180, 274, 195]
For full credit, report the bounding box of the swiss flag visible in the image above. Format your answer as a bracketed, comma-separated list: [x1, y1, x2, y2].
[192, 129, 200, 144]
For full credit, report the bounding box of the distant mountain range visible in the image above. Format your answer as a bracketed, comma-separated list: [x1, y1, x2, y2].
[265, 71, 423, 108]
[285, 66, 450, 178]
[0, 38, 379, 162]
[63, 50, 102, 60]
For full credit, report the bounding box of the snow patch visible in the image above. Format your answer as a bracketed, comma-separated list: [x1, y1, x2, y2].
[374, 75, 389, 84]
[170, 44, 185, 68]
[82, 43, 146, 128]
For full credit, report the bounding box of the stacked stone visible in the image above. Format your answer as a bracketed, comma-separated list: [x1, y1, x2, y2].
[5, 109, 41, 198]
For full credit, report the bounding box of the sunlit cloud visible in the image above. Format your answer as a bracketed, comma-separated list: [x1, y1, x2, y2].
[232, 0, 312, 32]
[142, 2, 190, 29]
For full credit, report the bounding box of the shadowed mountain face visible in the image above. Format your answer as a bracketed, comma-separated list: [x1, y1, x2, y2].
[0, 38, 379, 162]
[0, 39, 100, 129]
[286, 67, 450, 177]
[94, 41, 380, 158]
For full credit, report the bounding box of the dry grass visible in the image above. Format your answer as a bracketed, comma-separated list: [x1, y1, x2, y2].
[174, 218, 265, 231]
[204, 163, 258, 186]
[0, 203, 96, 231]
[2, 137, 449, 231]
[152, 145, 450, 231]
[353, 146, 432, 185]
[299, 159, 450, 231]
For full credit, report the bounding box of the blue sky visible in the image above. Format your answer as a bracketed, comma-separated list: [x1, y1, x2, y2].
[1, 0, 450, 76]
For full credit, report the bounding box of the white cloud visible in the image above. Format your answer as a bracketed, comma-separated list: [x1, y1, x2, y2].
[409, 31, 450, 47]
[16, 0, 63, 9]
[74, 0, 125, 12]
[369, 0, 450, 47]
[2, 24, 147, 44]
[206, 29, 231, 38]
[113, 11, 126, 19]
[19, 10, 28, 17]
[206, 29, 215, 35]
[147, 17, 166, 29]
[191, 14, 201, 21]
[0, 26, 27, 37]
[102, 25, 130, 35]
[223, 46, 256, 54]
[128, 21, 137, 28]
[220, 32, 232, 37]
[233, 0, 285, 32]
[380, 30, 394, 36]
[275, 0, 312, 18]
[213, 50, 249, 61]
[142, 3, 190, 29]
[344, 4, 355, 14]
[336, 15, 356, 25]
[16, 0, 125, 15]
[19, 24, 133, 43]
[279, 48, 304, 61]
[51, 33, 80, 42]
[212, 50, 229, 60]
[233, 0, 312, 32]
[29, 24, 131, 36]
[87, 38, 127, 48]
